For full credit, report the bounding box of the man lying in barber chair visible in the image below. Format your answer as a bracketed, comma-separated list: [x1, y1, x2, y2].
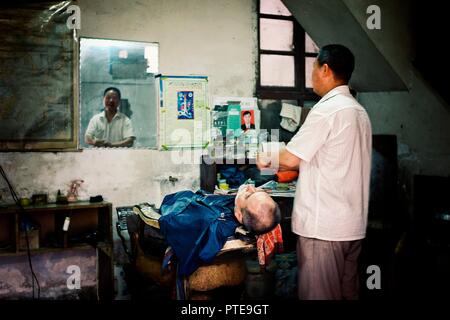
[129, 185, 282, 299]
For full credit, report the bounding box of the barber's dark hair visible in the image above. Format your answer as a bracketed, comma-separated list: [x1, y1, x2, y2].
[243, 111, 251, 116]
[317, 44, 355, 83]
[103, 87, 121, 100]
[242, 203, 281, 235]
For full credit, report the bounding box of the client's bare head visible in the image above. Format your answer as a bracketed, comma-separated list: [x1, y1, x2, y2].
[235, 186, 281, 235]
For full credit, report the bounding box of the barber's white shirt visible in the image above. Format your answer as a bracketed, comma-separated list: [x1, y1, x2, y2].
[85, 111, 135, 143]
[286, 85, 372, 241]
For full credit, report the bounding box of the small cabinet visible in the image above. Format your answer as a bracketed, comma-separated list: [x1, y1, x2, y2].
[0, 201, 113, 300]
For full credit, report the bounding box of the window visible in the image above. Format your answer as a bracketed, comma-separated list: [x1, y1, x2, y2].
[257, 0, 319, 103]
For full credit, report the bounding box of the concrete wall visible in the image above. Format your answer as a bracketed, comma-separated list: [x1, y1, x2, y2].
[0, 0, 257, 270]
[342, 0, 450, 200]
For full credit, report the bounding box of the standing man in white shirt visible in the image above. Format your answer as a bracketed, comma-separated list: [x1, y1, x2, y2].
[257, 44, 372, 300]
[85, 87, 136, 148]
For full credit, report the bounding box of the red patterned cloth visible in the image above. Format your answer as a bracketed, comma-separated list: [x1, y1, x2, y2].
[256, 224, 284, 267]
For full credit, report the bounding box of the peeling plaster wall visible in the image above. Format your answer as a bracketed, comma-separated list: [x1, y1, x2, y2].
[0, 0, 257, 271]
[342, 0, 450, 188]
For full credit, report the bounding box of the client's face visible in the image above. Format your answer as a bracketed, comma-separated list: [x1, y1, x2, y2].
[234, 185, 269, 224]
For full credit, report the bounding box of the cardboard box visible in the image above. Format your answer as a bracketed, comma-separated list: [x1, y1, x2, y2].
[19, 230, 39, 250]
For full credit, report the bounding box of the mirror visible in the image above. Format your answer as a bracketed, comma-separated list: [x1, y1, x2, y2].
[79, 38, 159, 148]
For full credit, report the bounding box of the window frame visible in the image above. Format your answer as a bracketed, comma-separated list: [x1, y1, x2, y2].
[256, 1, 319, 104]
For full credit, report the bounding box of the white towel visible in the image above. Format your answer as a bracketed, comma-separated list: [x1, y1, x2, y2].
[280, 103, 302, 132]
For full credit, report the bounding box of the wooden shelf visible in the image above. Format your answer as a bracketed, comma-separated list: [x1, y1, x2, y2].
[0, 201, 111, 214]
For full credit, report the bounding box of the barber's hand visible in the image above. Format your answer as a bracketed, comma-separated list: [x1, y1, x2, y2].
[256, 152, 272, 170]
[94, 139, 106, 147]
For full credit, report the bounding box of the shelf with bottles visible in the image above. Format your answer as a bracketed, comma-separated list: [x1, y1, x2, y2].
[0, 201, 112, 254]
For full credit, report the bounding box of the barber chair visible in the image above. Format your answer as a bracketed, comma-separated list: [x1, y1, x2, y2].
[126, 214, 256, 299]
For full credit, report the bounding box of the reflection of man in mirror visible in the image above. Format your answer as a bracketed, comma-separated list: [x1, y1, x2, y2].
[241, 110, 255, 132]
[85, 87, 135, 147]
